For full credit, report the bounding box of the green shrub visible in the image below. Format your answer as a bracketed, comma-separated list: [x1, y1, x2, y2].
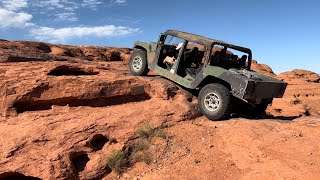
[136, 123, 153, 138]
[106, 150, 127, 174]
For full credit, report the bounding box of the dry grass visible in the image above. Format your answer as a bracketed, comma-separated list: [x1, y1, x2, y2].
[129, 123, 167, 165]
[106, 124, 166, 174]
[131, 151, 152, 165]
[106, 150, 127, 174]
[130, 139, 152, 164]
[133, 139, 150, 152]
[135, 123, 167, 139]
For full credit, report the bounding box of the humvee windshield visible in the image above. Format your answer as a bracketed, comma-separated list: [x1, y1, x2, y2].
[164, 35, 184, 45]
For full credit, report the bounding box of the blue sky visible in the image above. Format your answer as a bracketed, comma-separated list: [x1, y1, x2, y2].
[0, 0, 319, 74]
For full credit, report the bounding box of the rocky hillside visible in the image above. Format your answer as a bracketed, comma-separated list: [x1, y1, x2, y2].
[0, 40, 319, 179]
[270, 69, 320, 118]
[0, 40, 131, 63]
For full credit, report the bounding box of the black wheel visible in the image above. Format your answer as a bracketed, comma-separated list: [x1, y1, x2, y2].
[198, 83, 232, 120]
[129, 49, 149, 76]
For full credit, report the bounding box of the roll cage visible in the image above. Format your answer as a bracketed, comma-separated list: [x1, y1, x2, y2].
[160, 30, 253, 70]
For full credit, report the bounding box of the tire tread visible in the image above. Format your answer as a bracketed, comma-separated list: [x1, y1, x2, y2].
[129, 49, 150, 76]
[198, 83, 232, 120]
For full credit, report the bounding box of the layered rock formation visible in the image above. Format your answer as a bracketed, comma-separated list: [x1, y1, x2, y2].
[269, 69, 320, 117]
[0, 40, 319, 179]
[0, 40, 131, 63]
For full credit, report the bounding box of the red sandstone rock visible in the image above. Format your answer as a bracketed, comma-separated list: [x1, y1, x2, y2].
[0, 40, 319, 179]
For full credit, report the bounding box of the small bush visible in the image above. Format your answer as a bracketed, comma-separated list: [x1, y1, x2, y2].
[131, 139, 152, 164]
[136, 123, 153, 138]
[133, 139, 150, 152]
[136, 123, 167, 139]
[106, 150, 127, 174]
[125, 123, 168, 167]
[153, 128, 167, 139]
[132, 151, 152, 165]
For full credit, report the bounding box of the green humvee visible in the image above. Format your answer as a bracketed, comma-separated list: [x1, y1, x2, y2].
[128, 30, 287, 120]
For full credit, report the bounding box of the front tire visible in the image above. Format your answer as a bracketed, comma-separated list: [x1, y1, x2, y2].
[198, 83, 232, 120]
[129, 49, 149, 76]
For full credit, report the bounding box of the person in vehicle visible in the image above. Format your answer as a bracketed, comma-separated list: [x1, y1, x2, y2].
[163, 56, 175, 68]
[175, 42, 184, 51]
[163, 42, 184, 69]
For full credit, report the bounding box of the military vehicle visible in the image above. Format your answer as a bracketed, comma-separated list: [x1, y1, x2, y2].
[128, 30, 287, 120]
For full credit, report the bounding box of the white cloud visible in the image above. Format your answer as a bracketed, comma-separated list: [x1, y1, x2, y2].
[0, 0, 138, 44]
[30, 25, 140, 42]
[32, 0, 64, 9]
[0, 0, 28, 11]
[29, 0, 104, 21]
[31, 0, 79, 11]
[82, 0, 102, 10]
[115, 0, 127, 4]
[55, 12, 78, 21]
[26, 0, 128, 22]
[29, 0, 80, 21]
[0, 8, 33, 28]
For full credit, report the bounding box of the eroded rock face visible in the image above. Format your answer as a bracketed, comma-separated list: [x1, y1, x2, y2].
[0, 62, 147, 117]
[0, 48, 199, 179]
[0, 40, 319, 179]
[0, 60, 199, 179]
[278, 69, 320, 83]
[267, 69, 320, 117]
[0, 40, 131, 63]
[251, 60, 275, 76]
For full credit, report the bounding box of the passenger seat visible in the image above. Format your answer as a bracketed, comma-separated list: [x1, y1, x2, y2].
[210, 51, 221, 66]
[239, 55, 247, 68]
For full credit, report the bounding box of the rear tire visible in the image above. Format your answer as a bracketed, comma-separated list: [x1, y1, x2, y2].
[198, 83, 232, 120]
[129, 49, 149, 76]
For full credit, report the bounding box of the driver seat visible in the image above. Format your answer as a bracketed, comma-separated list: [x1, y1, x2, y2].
[239, 55, 247, 68]
[210, 51, 221, 66]
[184, 47, 198, 64]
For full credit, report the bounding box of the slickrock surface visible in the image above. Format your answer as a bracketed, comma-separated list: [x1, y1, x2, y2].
[0, 40, 319, 179]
